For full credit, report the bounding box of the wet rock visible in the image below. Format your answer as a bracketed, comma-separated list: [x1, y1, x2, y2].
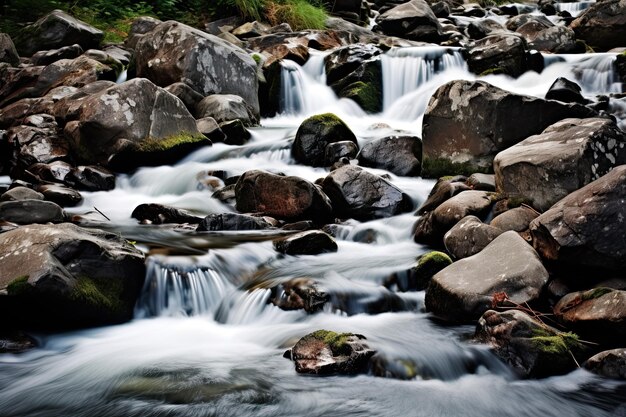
[506, 14, 553, 32]
[554, 288, 626, 346]
[28, 160, 73, 183]
[389, 251, 452, 291]
[526, 25, 578, 53]
[0, 331, 37, 353]
[286, 330, 375, 375]
[464, 33, 528, 77]
[466, 173, 495, 191]
[475, 309, 583, 378]
[12, 10, 103, 57]
[211, 184, 236, 204]
[164, 82, 204, 115]
[490, 206, 538, 232]
[324, 141, 359, 165]
[374, 0, 444, 43]
[63, 78, 207, 172]
[466, 19, 506, 40]
[444, 215, 503, 259]
[358, 136, 422, 177]
[131, 203, 201, 225]
[417, 176, 470, 215]
[235, 170, 333, 223]
[292, 113, 358, 167]
[134, 21, 259, 116]
[232, 21, 270, 39]
[274, 230, 338, 255]
[545, 77, 586, 104]
[218, 119, 250, 146]
[65, 165, 116, 192]
[570, 0, 626, 51]
[0, 186, 43, 202]
[0, 223, 145, 330]
[270, 277, 329, 313]
[421, 80, 596, 178]
[425, 231, 549, 322]
[36, 184, 83, 207]
[529, 165, 626, 271]
[29, 44, 83, 66]
[494, 118, 626, 212]
[197, 213, 272, 231]
[196, 117, 227, 143]
[0, 33, 19, 67]
[0, 199, 66, 224]
[196, 94, 259, 127]
[322, 165, 413, 221]
[584, 349, 626, 380]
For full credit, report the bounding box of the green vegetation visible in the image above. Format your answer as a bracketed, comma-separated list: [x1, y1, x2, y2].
[343, 81, 382, 114]
[310, 330, 354, 354]
[6, 275, 30, 296]
[581, 287, 614, 301]
[138, 132, 208, 153]
[70, 276, 124, 313]
[479, 67, 506, 76]
[412, 251, 452, 289]
[421, 157, 492, 179]
[531, 331, 581, 355]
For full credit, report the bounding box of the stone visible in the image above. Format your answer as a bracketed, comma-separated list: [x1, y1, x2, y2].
[12, 10, 103, 57]
[232, 21, 270, 38]
[417, 176, 470, 215]
[570, 0, 626, 51]
[324, 141, 359, 165]
[526, 26, 578, 54]
[374, 0, 444, 43]
[196, 213, 273, 231]
[270, 277, 329, 313]
[545, 77, 586, 104]
[28, 160, 73, 183]
[286, 330, 375, 375]
[131, 203, 202, 225]
[220, 119, 251, 145]
[506, 14, 553, 31]
[235, 170, 333, 223]
[0, 223, 145, 329]
[195, 94, 259, 126]
[529, 165, 626, 271]
[321, 165, 413, 221]
[196, 117, 227, 143]
[389, 251, 452, 292]
[65, 165, 116, 192]
[274, 230, 338, 255]
[0, 199, 66, 224]
[358, 136, 422, 177]
[29, 44, 83, 66]
[466, 173, 495, 191]
[134, 21, 259, 116]
[421, 80, 596, 178]
[292, 113, 358, 167]
[585, 349, 626, 379]
[0, 186, 43, 202]
[5, 118, 69, 174]
[554, 288, 626, 346]
[425, 231, 549, 322]
[490, 206, 538, 232]
[494, 118, 626, 212]
[464, 34, 528, 77]
[444, 215, 504, 259]
[36, 184, 83, 207]
[466, 19, 506, 40]
[164, 82, 204, 115]
[0, 33, 19, 67]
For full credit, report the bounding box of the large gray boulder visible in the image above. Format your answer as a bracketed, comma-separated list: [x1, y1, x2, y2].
[63, 78, 208, 171]
[464, 34, 528, 77]
[195, 94, 259, 126]
[134, 21, 259, 116]
[12, 10, 103, 57]
[494, 118, 626, 212]
[425, 231, 549, 322]
[0, 200, 65, 224]
[529, 165, 626, 271]
[374, 0, 444, 43]
[585, 349, 626, 380]
[444, 215, 503, 259]
[0, 223, 145, 330]
[421, 80, 596, 178]
[358, 136, 422, 177]
[570, 0, 626, 51]
[0, 33, 19, 67]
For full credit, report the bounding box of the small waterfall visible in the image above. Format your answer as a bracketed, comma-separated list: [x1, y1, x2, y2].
[544, 54, 622, 94]
[115, 69, 128, 84]
[280, 55, 338, 115]
[381, 47, 467, 110]
[555, 0, 595, 17]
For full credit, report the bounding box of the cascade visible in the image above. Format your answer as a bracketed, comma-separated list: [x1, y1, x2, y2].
[555, 0, 595, 16]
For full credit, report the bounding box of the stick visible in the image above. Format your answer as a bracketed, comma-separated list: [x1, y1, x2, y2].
[94, 206, 111, 221]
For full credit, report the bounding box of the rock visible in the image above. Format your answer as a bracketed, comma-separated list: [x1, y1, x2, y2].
[464, 34, 528, 77]
[545, 77, 586, 104]
[0, 200, 66, 224]
[494, 118, 626, 212]
[0, 223, 145, 329]
[196, 213, 273, 231]
[131, 203, 202, 225]
[274, 230, 338, 255]
[63, 78, 208, 171]
[211, 184, 236, 204]
[389, 250, 452, 291]
[28, 160, 73, 183]
[526, 26, 578, 54]
[232, 21, 271, 38]
[324, 141, 359, 165]
[506, 14, 553, 31]
[421, 80, 596, 178]
[195, 94, 259, 126]
[0, 186, 43, 202]
[490, 206, 538, 232]
[270, 277, 329, 313]
[36, 184, 83, 207]
[417, 176, 470, 215]
[286, 330, 375, 375]
[0, 331, 37, 353]
[134, 21, 259, 117]
[0, 33, 19, 67]
[321, 165, 413, 221]
[466, 173, 495, 191]
[425, 231, 549, 322]
[219, 119, 251, 146]
[292, 113, 358, 167]
[235, 170, 333, 223]
[585, 349, 626, 379]
[466, 19, 506, 40]
[358, 136, 422, 177]
[196, 117, 227, 143]
[529, 165, 626, 270]
[29, 44, 83, 66]
[554, 288, 626, 346]
[65, 165, 116, 191]
[570, 0, 626, 51]
[475, 309, 583, 377]
[444, 215, 503, 259]
[374, 0, 444, 43]
[12, 10, 103, 57]
[164, 82, 204, 115]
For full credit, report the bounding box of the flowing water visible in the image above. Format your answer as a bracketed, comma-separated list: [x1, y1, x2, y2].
[1, 11, 626, 416]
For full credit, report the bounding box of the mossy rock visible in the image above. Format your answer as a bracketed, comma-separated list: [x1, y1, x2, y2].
[341, 81, 382, 114]
[309, 329, 356, 355]
[530, 330, 582, 356]
[412, 251, 452, 290]
[421, 157, 493, 179]
[6, 275, 30, 296]
[292, 113, 358, 167]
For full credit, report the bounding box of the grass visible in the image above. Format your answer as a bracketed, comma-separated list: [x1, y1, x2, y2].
[265, 0, 327, 30]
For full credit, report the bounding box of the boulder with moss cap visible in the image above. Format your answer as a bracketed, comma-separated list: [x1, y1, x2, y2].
[292, 113, 358, 167]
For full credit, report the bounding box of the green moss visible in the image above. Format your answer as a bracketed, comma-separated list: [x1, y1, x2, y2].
[581, 287, 613, 301]
[310, 330, 354, 354]
[342, 81, 382, 114]
[412, 251, 452, 289]
[306, 113, 344, 128]
[422, 157, 492, 179]
[417, 251, 452, 268]
[531, 331, 581, 355]
[137, 132, 207, 153]
[506, 195, 533, 209]
[70, 276, 123, 313]
[251, 53, 262, 65]
[6, 275, 30, 296]
[479, 67, 505, 76]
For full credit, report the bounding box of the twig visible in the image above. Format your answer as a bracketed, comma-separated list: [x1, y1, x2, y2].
[94, 206, 110, 221]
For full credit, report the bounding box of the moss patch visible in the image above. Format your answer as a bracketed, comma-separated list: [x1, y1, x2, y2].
[412, 251, 452, 290]
[479, 67, 505, 76]
[70, 276, 124, 314]
[310, 330, 354, 354]
[531, 330, 581, 355]
[581, 287, 614, 301]
[422, 157, 492, 179]
[7, 275, 30, 296]
[342, 81, 382, 114]
[137, 132, 208, 153]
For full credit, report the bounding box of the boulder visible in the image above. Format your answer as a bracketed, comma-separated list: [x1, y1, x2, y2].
[526, 26, 578, 54]
[196, 117, 227, 143]
[164, 82, 205, 115]
[506, 14, 553, 31]
[570, 0, 626, 51]
[545, 77, 586, 104]
[131, 203, 202, 225]
[0, 186, 43, 202]
[321, 165, 413, 221]
[292, 113, 358, 167]
[0, 223, 145, 329]
[554, 288, 626, 346]
[358, 136, 422, 177]
[325, 141, 359, 165]
[65, 165, 116, 192]
[374, 0, 444, 43]
[274, 230, 338, 255]
[421, 80, 596, 178]
[444, 215, 503, 259]
[195, 94, 259, 126]
[12, 10, 103, 57]
[475, 309, 583, 377]
[466, 173, 496, 191]
[425, 231, 549, 322]
[63, 78, 208, 171]
[285, 330, 375, 375]
[0, 200, 66, 224]
[466, 19, 506, 40]
[494, 118, 626, 212]
[134, 21, 259, 116]
[36, 184, 83, 207]
[29, 44, 84, 66]
[388, 251, 452, 291]
[464, 34, 528, 77]
[490, 206, 538, 232]
[235, 170, 333, 223]
[585, 349, 626, 380]
[270, 277, 329, 313]
[0, 33, 19, 67]
[0, 331, 37, 353]
[529, 165, 626, 270]
[417, 176, 470, 215]
[196, 212, 273, 231]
